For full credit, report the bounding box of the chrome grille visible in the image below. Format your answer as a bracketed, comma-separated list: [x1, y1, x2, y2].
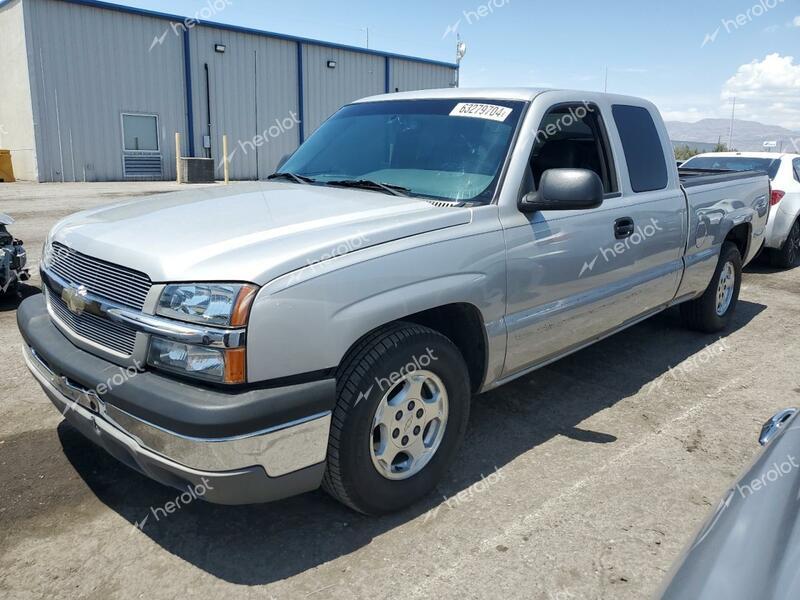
[46, 287, 138, 356]
[46, 242, 152, 310]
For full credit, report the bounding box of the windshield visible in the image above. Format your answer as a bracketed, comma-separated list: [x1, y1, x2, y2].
[681, 156, 781, 180]
[279, 99, 526, 202]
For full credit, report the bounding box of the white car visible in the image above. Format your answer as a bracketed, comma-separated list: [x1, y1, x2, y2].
[682, 152, 800, 268]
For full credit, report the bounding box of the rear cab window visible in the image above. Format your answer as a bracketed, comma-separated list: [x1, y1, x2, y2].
[794, 158, 800, 183]
[611, 105, 669, 193]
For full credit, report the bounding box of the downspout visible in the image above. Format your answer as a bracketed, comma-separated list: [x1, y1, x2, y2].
[204, 63, 212, 159]
[296, 41, 305, 144]
[182, 28, 195, 157]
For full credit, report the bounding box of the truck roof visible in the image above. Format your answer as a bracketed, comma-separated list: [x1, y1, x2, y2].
[355, 87, 651, 105]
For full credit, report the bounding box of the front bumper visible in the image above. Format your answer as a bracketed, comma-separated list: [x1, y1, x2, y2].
[18, 294, 335, 505]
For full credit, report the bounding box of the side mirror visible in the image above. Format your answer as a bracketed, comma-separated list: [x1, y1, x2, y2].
[520, 168, 604, 213]
[276, 153, 292, 171]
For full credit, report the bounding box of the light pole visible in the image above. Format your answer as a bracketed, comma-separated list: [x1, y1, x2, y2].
[728, 96, 736, 151]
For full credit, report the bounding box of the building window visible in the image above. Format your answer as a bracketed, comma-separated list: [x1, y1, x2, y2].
[122, 114, 159, 152]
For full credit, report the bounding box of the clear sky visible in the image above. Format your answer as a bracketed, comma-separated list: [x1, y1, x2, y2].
[107, 0, 800, 129]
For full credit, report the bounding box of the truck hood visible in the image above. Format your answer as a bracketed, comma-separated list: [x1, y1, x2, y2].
[51, 182, 472, 285]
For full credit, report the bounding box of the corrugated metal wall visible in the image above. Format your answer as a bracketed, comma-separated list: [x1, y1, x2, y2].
[389, 58, 456, 93]
[25, 0, 188, 182]
[301, 45, 386, 136]
[189, 27, 299, 180]
[20, 0, 458, 182]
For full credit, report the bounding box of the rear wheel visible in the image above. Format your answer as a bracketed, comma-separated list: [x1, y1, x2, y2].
[769, 219, 800, 269]
[322, 322, 470, 515]
[681, 241, 742, 333]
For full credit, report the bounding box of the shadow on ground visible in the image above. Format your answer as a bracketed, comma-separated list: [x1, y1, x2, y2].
[0, 284, 40, 313]
[29, 301, 765, 585]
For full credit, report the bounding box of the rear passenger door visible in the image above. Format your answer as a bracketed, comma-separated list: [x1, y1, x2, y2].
[500, 99, 685, 377]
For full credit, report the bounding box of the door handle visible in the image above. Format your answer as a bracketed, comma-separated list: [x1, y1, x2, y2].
[614, 217, 635, 239]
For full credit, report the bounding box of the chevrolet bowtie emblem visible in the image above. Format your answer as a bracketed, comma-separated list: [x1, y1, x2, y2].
[62, 284, 89, 316]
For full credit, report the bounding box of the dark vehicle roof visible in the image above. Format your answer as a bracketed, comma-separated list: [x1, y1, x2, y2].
[681, 155, 781, 179]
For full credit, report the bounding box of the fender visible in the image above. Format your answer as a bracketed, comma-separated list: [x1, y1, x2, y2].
[246, 207, 508, 383]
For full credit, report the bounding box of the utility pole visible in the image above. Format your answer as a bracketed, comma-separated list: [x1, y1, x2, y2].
[361, 27, 369, 48]
[455, 34, 467, 88]
[728, 96, 736, 150]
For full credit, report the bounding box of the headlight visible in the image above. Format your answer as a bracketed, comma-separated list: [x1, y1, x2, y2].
[147, 338, 246, 384]
[157, 283, 258, 327]
[150, 282, 257, 384]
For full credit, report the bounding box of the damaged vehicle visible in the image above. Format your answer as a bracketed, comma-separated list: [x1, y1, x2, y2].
[0, 213, 28, 295]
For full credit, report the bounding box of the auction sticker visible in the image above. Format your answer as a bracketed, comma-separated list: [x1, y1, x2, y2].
[450, 103, 513, 122]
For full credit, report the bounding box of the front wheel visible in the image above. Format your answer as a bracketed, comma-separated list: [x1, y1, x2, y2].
[769, 219, 800, 269]
[322, 323, 470, 515]
[681, 241, 742, 333]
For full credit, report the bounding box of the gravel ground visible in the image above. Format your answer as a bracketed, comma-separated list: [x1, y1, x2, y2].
[1, 182, 798, 600]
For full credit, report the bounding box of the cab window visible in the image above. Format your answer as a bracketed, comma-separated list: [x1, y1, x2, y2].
[526, 103, 618, 195]
[612, 105, 669, 193]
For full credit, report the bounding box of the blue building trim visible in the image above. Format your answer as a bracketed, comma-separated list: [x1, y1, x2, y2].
[182, 28, 195, 157]
[384, 56, 390, 94]
[4, 0, 459, 70]
[297, 42, 305, 144]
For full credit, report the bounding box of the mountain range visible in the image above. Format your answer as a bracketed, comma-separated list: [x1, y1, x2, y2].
[665, 119, 800, 153]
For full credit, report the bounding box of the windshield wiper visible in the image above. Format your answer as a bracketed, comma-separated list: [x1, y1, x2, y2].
[267, 172, 316, 184]
[325, 179, 411, 197]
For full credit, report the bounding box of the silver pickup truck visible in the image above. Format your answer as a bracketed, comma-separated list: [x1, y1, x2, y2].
[18, 88, 770, 514]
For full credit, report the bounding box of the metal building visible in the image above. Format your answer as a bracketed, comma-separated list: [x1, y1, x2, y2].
[0, 0, 458, 182]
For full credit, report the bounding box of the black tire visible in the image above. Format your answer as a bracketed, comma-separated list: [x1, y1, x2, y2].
[769, 219, 800, 269]
[681, 241, 742, 333]
[322, 322, 470, 515]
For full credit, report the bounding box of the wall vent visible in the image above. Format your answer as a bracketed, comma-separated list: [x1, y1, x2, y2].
[123, 154, 163, 178]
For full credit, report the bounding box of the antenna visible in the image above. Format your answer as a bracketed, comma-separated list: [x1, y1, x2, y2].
[728, 96, 736, 150]
[604, 67, 608, 93]
[456, 34, 467, 88]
